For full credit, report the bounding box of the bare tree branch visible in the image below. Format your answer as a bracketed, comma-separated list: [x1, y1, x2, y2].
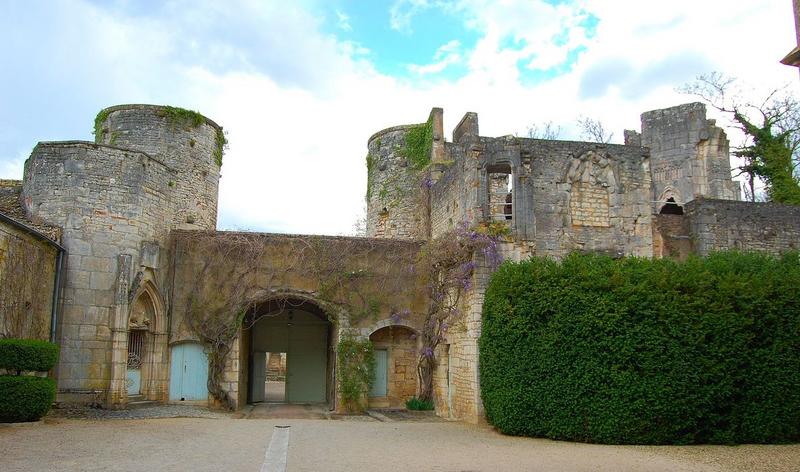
[577, 116, 614, 143]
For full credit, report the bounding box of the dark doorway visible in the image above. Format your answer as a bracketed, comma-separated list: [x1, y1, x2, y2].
[660, 197, 684, 215]
[246, 300, 331, 406]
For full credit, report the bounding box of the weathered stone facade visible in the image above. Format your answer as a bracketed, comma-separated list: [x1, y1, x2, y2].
[2, 101, 798, 423]
[639, 102, 739, 209]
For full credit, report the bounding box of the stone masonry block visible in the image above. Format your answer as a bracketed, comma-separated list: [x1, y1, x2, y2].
[90, 271, 115, 290]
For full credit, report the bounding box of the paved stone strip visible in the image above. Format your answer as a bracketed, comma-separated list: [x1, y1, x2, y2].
[365, 410, 393, 422]
[261, 425, 290, 472]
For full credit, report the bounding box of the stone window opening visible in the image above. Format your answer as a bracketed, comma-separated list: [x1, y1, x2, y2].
[487, 164, 513, 222]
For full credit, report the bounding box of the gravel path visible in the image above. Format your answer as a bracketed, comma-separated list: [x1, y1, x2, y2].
[46, 404, 232, 420]
[2, 417, 799, 472]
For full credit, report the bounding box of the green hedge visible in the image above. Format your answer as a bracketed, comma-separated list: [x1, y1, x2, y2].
[0, 376, 56, 422]
[0, 339, 59, 373]
[479, 251, 800, 444]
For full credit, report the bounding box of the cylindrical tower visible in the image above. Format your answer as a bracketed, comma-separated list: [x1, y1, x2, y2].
[365, 125, 427, 239]
[95, 104, 223, 230]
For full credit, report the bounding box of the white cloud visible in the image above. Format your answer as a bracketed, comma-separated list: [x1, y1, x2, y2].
[389, 0, 431, 33]
[336, 10, 352, 31]
[1, 0, 797, 234]
[408, 40, 462, 75]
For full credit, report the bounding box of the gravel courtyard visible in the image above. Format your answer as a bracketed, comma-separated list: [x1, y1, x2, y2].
[2, 409, 800, 472]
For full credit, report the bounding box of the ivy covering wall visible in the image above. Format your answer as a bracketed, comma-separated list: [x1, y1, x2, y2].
[480, 251, 800, 444]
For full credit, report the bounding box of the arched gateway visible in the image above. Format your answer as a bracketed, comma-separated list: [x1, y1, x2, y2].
[241, 296, 338, 409]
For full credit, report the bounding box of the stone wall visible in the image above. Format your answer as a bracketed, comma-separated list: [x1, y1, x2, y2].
[96, 105, 222, 231]
[432, 251, 493, 422]
[170, 231, 428, 410]
[685, 198, 800, 255]
[22, 141, 175, 401]
[652, 214, 692, 260]
[520, 140, 653, 257]
[429, 143, 479, 238]
[640, 102, 739, 207]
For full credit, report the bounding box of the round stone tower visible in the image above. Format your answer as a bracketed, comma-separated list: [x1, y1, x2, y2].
[365, 125, 427, 239]
[95, 104, 223, 230]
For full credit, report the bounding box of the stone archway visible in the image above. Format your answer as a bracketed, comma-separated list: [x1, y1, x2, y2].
[367, 325, 419, 409]
[237, 292, 342, 411]
[657, 186, 683, 214]
[108, 279, 168, 406]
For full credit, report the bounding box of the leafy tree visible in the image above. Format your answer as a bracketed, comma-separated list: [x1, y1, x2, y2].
[681, 72, 800, 204]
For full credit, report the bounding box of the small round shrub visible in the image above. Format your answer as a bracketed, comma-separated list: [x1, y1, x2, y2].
[0, 376, 56, 422]
[0, 339, 59, 373]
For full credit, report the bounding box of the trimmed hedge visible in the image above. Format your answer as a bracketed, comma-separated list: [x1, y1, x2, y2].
[0, 339, 59, 373]
[0, 376, 56, 422]
[479, 251, 800, 444]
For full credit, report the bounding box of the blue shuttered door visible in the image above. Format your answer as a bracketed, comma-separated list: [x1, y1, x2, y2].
[169, 343, 209, 401]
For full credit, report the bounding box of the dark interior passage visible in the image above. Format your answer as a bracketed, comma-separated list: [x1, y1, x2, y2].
[248, 304, 330, 405]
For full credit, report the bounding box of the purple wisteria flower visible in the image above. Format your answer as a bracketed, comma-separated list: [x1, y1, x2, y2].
[462, 278, 472, 291]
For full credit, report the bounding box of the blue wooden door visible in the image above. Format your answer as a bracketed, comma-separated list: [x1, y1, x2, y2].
[126, 369, 141, 396]
[370, 349, 388, 397]
[169, 343, 209, 401]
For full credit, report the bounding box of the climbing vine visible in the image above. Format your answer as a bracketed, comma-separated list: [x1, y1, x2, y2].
[336, 335, 375, 412]
[413, 222, 504, 403]
[213, 127, 227, 167]
[365, 153, 375, 201]
[93, 108, 111, 143]
[402, 118, 433, 170]
[0, 235, 55, 339]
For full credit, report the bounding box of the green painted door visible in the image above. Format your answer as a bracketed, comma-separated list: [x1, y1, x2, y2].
[250, 351, 267, 403]
[287, 324, 328, 403]
[370, 349, 388, 397]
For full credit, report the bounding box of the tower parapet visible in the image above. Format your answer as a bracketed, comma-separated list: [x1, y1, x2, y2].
[365, 124, 428, 239]
[95, 104, 223, 230]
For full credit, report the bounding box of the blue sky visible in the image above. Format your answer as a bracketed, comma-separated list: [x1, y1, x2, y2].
[0, 0, 796, 234]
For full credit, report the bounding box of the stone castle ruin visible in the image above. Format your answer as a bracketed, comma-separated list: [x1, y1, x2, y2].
[1, 102, 799, 422]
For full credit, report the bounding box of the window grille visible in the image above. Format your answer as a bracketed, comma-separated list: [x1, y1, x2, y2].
[127, 330, 146, 369]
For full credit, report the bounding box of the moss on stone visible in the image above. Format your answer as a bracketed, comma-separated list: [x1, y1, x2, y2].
[158, 106, 205, 129]
[213, 128, 227, 167]
[365, 153, 375, 201]
[402, 118, 433, 171]
[93, 109, 111, 143]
